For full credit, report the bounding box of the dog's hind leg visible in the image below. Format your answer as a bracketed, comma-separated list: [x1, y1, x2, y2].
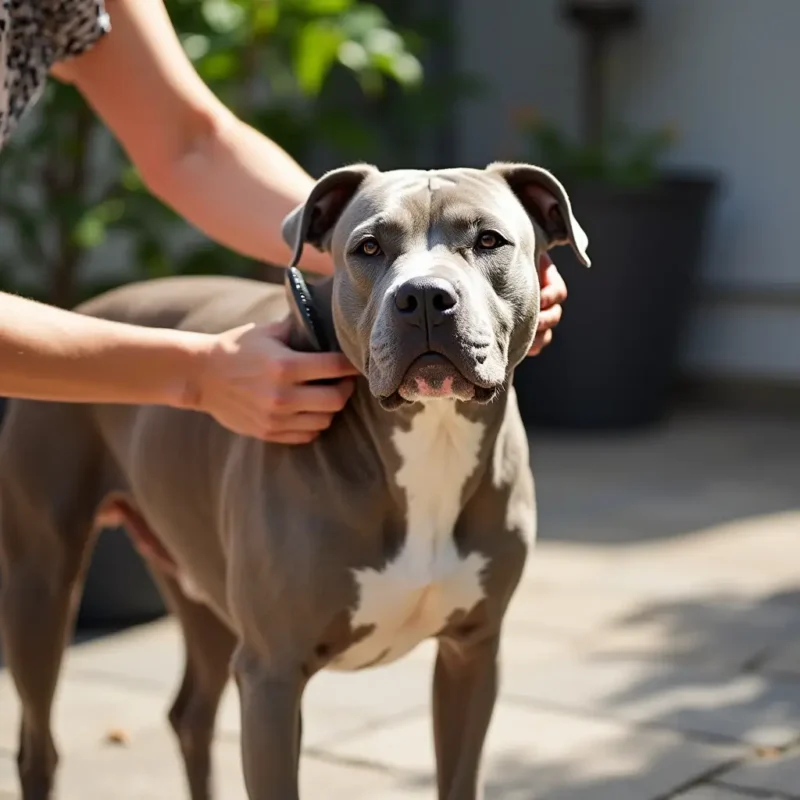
[0, 403, 106, 800]
[154, 572, 236, 800]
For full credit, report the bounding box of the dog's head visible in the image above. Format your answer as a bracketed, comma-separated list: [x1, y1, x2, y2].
[283, 163, 590, 410]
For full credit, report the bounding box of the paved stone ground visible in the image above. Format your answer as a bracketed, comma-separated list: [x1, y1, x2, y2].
[1, 408, 800, 799]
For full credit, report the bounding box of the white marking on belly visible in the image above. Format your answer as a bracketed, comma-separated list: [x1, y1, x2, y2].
[330, 400, 488, 671]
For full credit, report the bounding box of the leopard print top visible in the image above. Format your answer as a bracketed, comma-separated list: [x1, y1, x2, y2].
[0, 0, 109, 150]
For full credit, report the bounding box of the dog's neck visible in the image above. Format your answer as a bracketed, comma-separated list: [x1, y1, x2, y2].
[284, 273, 511, 471]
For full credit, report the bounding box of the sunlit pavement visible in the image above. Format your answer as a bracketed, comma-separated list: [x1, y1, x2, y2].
[2, 409, 800, 799]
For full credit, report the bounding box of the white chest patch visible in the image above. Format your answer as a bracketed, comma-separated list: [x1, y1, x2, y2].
[330, 401, 489, 671]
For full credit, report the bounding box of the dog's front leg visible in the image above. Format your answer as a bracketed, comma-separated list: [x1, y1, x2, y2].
[233, 644, 304, 800]
[432, 633, 500, 800]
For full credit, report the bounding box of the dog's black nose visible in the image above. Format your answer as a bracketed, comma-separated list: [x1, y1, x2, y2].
[394, 277, 459, 327]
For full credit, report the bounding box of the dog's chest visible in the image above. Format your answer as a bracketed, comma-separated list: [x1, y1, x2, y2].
[329, 403, 488, 671]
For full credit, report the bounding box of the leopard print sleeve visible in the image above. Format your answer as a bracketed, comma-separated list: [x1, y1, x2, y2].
[0, 0, 110, 149]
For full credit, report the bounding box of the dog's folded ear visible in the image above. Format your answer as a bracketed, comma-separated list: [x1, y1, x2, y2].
[282, 164, 378, 267]
[487, 162, 591, 268]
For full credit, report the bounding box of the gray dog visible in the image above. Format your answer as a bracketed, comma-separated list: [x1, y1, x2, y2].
[0, 161, 589, 800]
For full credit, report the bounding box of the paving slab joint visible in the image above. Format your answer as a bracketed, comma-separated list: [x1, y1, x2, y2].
[711, 782, 800, 800]
[659, 758, 751, 800]
[741, 647, 782, 675]
[302, 746, 422, 779]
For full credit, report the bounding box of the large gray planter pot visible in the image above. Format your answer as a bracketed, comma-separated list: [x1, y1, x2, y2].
[514, 172, 719, 430]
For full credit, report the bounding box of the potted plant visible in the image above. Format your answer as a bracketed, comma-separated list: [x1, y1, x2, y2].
[512, 0, 720, 429]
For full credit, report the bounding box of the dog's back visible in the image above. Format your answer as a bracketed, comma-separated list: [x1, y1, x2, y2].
[0, 273, 291, 613]
[75, 273, 287, 331]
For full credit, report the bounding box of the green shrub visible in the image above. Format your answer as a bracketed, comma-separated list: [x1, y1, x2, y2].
[0, 0, 466, 306]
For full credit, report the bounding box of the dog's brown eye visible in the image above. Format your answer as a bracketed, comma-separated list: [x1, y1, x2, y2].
[358, 238, 381, 256]
[477, 231, 505, 250]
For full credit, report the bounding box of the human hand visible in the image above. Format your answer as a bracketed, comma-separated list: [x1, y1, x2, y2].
[194, 318, 359, 444]
[529, 253, 568, 356]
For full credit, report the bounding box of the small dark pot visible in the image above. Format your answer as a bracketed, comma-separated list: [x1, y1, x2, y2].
[78, 527, 166, 629]
[514, 172, 719, 430]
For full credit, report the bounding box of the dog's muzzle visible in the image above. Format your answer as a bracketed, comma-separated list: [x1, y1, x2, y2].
[375, 276, 500, 410]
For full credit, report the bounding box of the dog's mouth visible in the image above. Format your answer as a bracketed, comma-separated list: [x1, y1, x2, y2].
[378, 353, 498, 410]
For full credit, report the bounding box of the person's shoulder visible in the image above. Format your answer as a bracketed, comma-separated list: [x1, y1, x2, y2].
[43, 0, 112, 61]
[0, 0, 111, 148]
[3, 1, 110, 64]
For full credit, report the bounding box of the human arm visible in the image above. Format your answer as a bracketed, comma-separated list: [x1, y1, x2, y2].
[51, 0, 569, 352]
[33, 0, 358, 441]
[50, 0, 332, 275]
[0, 291, 356, 443]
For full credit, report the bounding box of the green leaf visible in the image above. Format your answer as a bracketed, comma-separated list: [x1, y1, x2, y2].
[181, 33, 211, 61]
[71, 199, 126, 250]
[363, 27, 404, 56]
[290, 0, 354, 13]
[383, 52, 423, 87]
[337, 40, 369, 71]
[73, 214, 106, 249]
[197, 50, 240, 82]
[340, 5, 387, 39]
[201, 0, 247, 33]
[293, 21, 344, 95]
[251, 2, 279, 34]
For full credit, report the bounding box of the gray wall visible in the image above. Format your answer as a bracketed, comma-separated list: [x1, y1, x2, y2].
[455, 0, 800, 383]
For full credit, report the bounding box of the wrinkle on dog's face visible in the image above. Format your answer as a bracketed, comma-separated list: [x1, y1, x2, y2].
[329, 169, 542, 410]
